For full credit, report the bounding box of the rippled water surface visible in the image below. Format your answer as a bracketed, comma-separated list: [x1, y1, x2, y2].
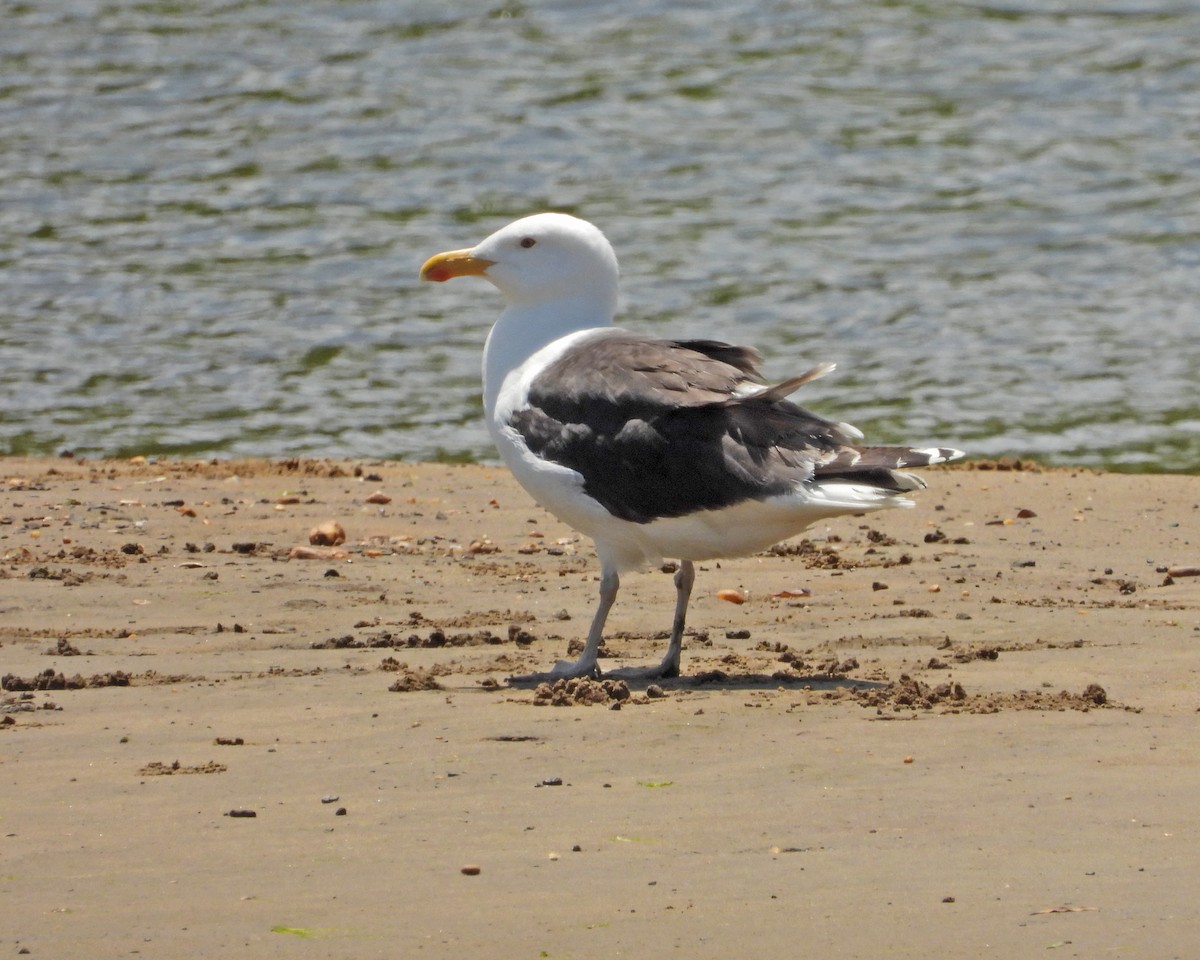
[3, 0, 1198, 470]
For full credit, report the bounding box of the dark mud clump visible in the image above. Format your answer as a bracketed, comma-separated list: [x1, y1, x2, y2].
[139, 760, 227, 776]
[2, 669, 131, 691]
[44, 637, 89, 656]
[314, 624, 537, 650]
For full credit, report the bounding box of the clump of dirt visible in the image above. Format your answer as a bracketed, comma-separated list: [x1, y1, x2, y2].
[314, 624, 538, 650]
[386, 671, 443, 692]
[765, 538, 853, 569]
[379, 657, 445, 692]
[26, 566, 95, 584]
[828, 676, 1123, 714]
[531, 677, 633, 707]
[847, 675, 968, 710]
[110, 457, 356, 481]
[139, 760, 227, 776]
[953, 645, 1000, 662]
[876, 608, 934, 619]
[44, 637, 89, 656]
[961, 458, 1045, 472]
[2, 669, 131, 691]
[137, 671, 208, 685]
[1, 669, 200, 691]
[400, 609, 538, 630]
[769, 650, 860, 678]
[13, 543, 135, 570]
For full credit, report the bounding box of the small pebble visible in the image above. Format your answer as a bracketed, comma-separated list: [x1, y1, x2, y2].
[309, 520, 346, 546]
[461, 864, 481, 876]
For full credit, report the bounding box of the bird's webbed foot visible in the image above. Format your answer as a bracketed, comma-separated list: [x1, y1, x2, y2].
[508, 657, 602, 685]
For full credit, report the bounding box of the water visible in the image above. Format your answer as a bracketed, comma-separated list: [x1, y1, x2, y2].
[2, 0, 1198, 471]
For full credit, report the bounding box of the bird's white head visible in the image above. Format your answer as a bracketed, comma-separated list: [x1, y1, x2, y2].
[420, 212, 620, 315]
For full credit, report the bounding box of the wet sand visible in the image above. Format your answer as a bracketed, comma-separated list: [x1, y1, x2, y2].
[3, 456, 1199, 958]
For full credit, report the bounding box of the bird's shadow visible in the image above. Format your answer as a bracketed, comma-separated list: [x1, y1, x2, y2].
[504, 671, 888, 693]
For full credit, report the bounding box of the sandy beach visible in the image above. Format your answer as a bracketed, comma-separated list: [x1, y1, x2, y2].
[2, 455, 1198, 958]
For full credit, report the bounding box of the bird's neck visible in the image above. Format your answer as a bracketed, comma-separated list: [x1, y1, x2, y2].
[482, 293, 616, 415]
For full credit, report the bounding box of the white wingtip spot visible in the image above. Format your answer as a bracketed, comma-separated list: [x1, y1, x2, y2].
[914, 446, 965, 465]
[836, 421, 865, 442]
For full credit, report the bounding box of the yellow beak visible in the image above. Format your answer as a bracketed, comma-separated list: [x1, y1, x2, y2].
[419, 247, 495, 283]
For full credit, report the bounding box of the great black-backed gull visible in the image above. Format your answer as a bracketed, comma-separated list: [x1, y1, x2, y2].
[420, 213, 962, 682]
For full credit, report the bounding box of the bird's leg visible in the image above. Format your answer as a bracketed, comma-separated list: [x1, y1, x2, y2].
[658, 559, 695, 677]
[605, 560, 694, 681]
[509, 566, 619, 683]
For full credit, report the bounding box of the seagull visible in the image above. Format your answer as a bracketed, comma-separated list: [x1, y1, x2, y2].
[420, 213, 962, 681]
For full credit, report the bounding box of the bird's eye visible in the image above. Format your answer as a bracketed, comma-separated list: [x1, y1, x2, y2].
[519, 236, 537, 249]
